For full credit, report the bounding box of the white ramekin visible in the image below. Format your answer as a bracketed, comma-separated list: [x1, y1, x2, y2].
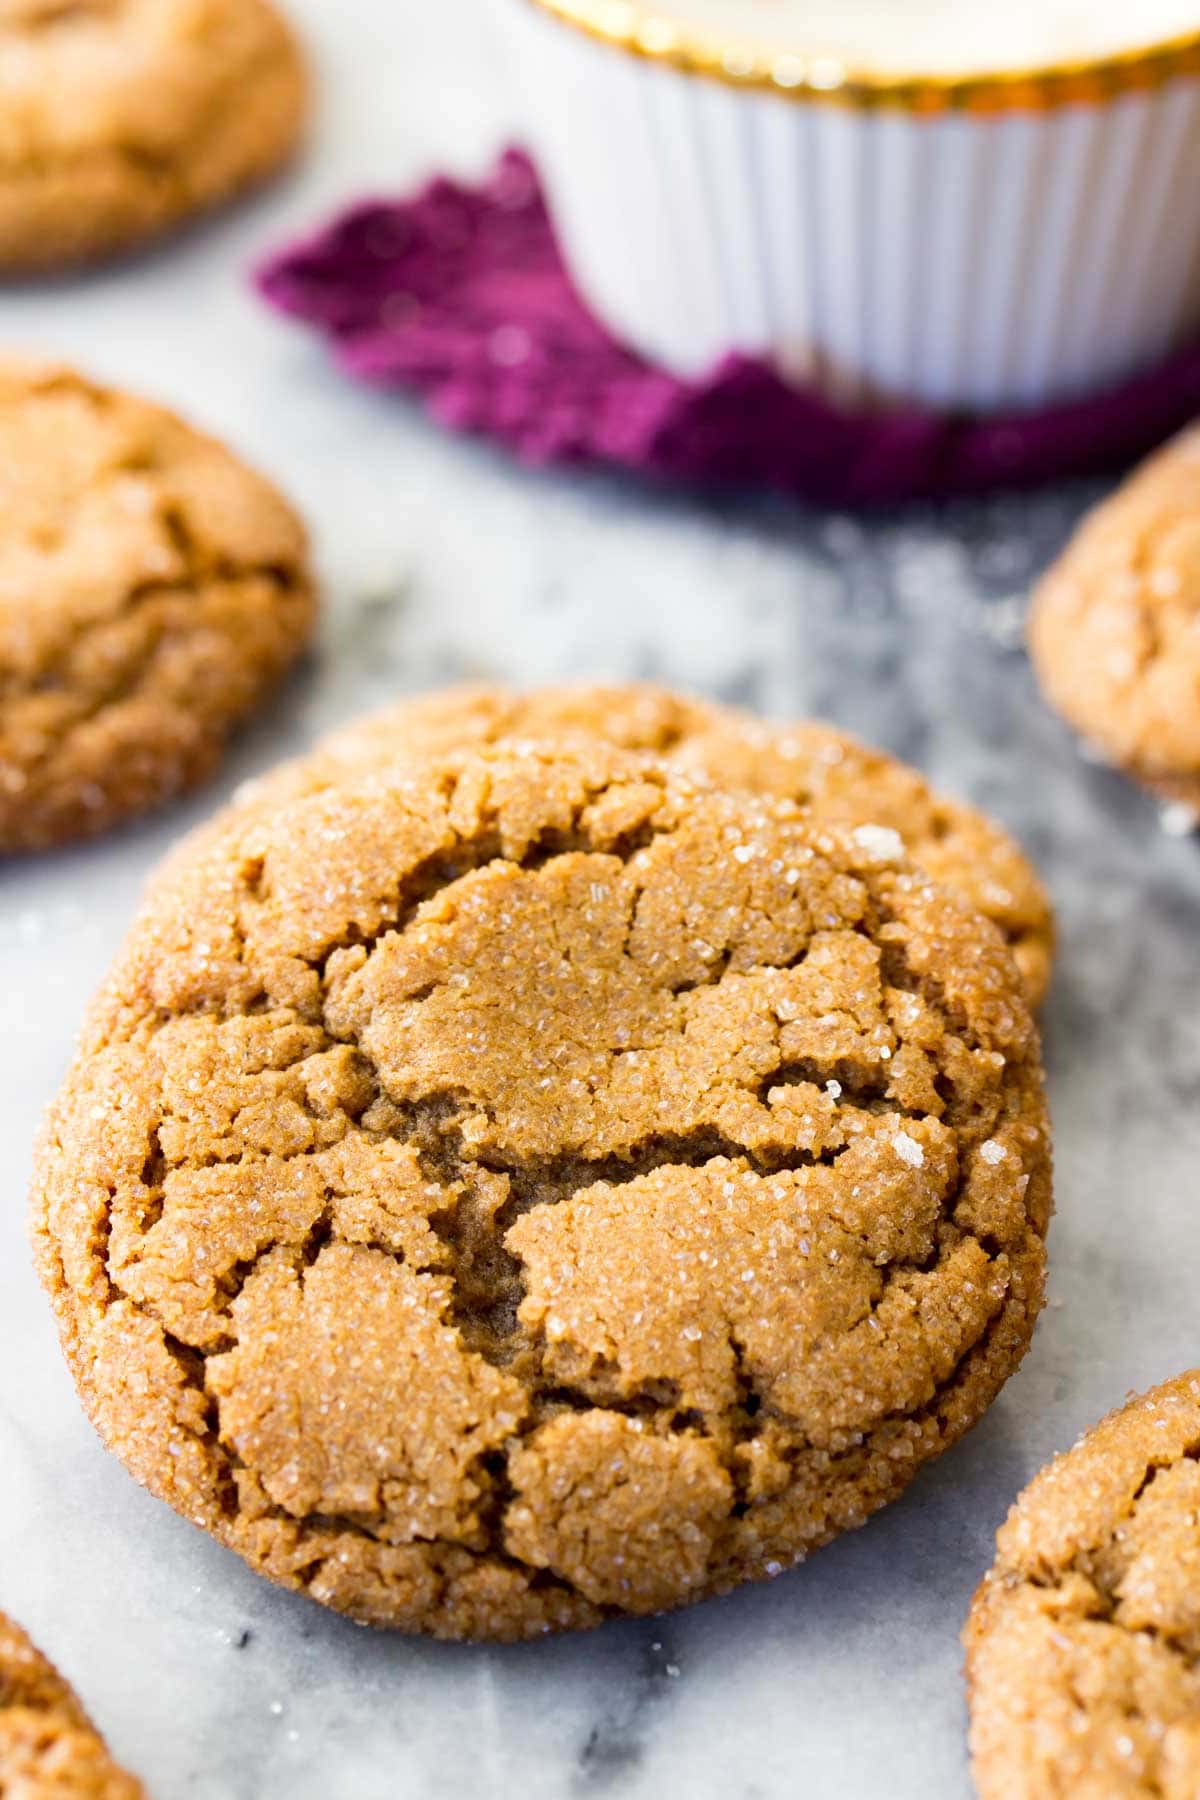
[496, 0, 1200, 413]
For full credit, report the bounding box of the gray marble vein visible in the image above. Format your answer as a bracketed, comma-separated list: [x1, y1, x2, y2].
[1, 3, 1198, 1796]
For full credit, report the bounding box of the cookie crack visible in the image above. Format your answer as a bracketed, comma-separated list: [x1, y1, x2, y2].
[703, 1256, 1030, 1581]
[292, 780, 677, 1007]
[757, 1059, 928, 1120]
[421, 1130, 861, 1379]
[473, 1131, 856, 1196]
[1015, 1442, 1200, 1667]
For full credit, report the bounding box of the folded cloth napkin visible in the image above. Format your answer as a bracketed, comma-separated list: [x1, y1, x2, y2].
[259, 149, 1200, 509]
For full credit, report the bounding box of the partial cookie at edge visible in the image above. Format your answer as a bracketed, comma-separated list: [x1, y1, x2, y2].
[1030, 426, 1200, 816]
[0, 1610, 146, 1798]
[964, 1371, 1200, 1799]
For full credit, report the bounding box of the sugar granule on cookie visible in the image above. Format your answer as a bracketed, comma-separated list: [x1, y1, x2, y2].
[0, 358, 315, 852]
[229, 682, 1055, 1007]
[1030, 425, 1200, 813]
[965, 1371, 1200, 1799]
[34, 741, 1052, 1641]
[0, 1610, 146, 1798]
[0, 0, 307, 271]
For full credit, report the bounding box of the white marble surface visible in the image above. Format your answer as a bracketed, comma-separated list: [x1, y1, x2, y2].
[2, 4, 1199, 1796]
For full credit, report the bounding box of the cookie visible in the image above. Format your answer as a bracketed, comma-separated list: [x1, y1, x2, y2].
[964, 1372, 1200, 1799]
[1029, 427, 1200, 815]
[0, 0, 307, 271]
[0, 1611, 145, 1797]
[0, 358, 315, 852]
[237, 683, 1054, 1006]
[34, 739, 1052, 1640]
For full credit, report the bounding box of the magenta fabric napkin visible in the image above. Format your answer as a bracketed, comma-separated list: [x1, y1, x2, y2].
[258, 149, 1200, 508]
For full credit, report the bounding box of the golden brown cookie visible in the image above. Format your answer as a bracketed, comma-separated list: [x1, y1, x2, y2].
[0, 0, 307, 272]
[1030, 427, 1200, 815]
[0, 358, 315, 852]
[964, 1372, 1200, 1799]
[34, 738, 1052, 1640]
[0, 1611, 146, 1797]
[232, 683, 1054, 1006]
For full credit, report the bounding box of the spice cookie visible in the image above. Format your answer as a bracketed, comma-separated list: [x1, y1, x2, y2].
[0, 358, 315, 852]
[965, 1372, 1200, 1798]
[239, 683, 1054, 1006]
[0, 1611, 145, 1797]
[0, 0, 307, 272]
[34, 739, 1052, 1640]
[1030, 427, 1200, 816]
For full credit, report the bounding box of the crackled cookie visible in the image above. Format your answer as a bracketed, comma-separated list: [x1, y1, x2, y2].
[34, 739, 1052, 1639]
[1030, 427, 1200, 815]
[0, 0, 307, 272]
[0, 359, 314, 852]
[234, 683, 1054, 1006]
[965, 1372, 1200, 1798]
[0, 1611, 145, 1797]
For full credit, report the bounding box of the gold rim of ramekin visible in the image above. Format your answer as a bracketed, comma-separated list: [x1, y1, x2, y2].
[522, 0, 1200, 111]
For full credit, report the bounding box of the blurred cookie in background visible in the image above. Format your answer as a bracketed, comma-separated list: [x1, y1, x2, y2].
[0, 357, 315, 852]
[1030, 427, 1200, 823]
[0, 0, 308, 272]
[0, 1609, 145, 1797]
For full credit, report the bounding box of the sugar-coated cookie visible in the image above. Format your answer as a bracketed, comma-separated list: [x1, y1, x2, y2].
[34, 739, 1051, 1639]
